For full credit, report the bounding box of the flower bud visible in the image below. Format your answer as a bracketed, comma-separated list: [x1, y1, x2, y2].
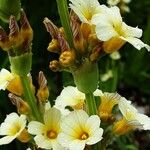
[9, 15, 20, 46]
[8, 93, 31, 115]
[59, 50, 75, 67]
[47, 39, 60, 53]
[90, 46, 102, 62]
[80, 23, 91, 39]
[0, 0, 21, 23]
[0, 26, 10, 50]
[20, 10, 33, 47]
[49, 60, 61, 72]
[37, 71, 49, 103]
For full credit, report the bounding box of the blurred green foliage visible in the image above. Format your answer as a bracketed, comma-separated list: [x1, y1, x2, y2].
[0, 0, 150, 149]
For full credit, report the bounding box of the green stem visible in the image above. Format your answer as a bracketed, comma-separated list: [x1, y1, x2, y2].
[85, 93, 97, 115]
[111, 60, 118, 92]
[20, 75, 41, 121]
[56, 0, 74, 48]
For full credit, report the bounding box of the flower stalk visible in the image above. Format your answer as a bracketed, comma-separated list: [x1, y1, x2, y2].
[85, 92, 97, 115]
[20, 75, 41, 121]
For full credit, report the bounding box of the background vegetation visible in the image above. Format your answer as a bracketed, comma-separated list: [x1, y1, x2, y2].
[0, 0, 150, 149]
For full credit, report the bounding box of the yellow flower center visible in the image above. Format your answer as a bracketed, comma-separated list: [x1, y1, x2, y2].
[79, 132, 89, 140]
[46, 130, 57, 139]
[72, 101, 84, 110]
[9, 123, 21, 135]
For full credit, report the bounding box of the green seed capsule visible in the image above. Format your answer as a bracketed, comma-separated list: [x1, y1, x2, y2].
[0, 0, 21, 23]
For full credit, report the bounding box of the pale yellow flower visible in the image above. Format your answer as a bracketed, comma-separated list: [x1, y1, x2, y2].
[58, 110, 103, 150]
[69, 0, 106, 23]
[92, 6, 150, 52]
[28, 107, 65, 150]
[0, 113, 27, 145]
[95, 89, 121, 121]
[113, 98, 150, 135]
[107, 0, 120, 6]
[55, 86, 85, 112]
[0, 68, 14, 90]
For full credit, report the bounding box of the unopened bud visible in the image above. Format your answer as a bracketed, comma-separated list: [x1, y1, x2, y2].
[59, 50, 75, 67]
[47, 39, 60, 53]
[37, 71, 49, 103]
[20, 10, 33, 49]
[0, 26, 10, 50]
[43, 17, 58, 39]
[8, 93, 31, 115]
[88, 34, 100, 47]
[90, 45, 102, 62]
[49, 60, 61, 72]
[57, 32, 70, 52]
[9, 15, 20, 46]
[80, 23, 91, 39]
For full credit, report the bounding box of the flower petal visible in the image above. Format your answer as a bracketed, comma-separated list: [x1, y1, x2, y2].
[0, 113, 23, 135]
[86, 128, 103, 145]
[94, 19, 118, 41]
[122, 22, 142, 38]
[136, 114, 150, 130]
[69, 140, 85, 150]
[118, 98, 138, 118]
[85, 115, 101, 133]
[44, 107, 61, 128]
[34, 135, 52, 149]
[0, 69, 13, 90]
[55, 86, 85, 107]
[0, 136, 16, 145]
[28, 121, 45, 135]
[120, 37, 150, 51]
[58, 133, 74, 147]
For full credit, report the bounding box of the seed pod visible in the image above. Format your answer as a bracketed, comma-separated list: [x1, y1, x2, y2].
[0, 0, 21, 23]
